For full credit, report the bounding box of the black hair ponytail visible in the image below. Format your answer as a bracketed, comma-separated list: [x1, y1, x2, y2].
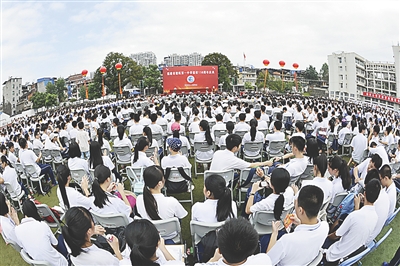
[143, 126, 153, 145]
[92, 165, 111, 208]
[205, 175, 234, 222]
[200, 120, 213, 145]
[133, 137, 149, 163]
[270, 168, 290, 220]
[56, 165, 71, 210]
[142, 165, 164, 220]
[249, 119, 258, 141]
[22, 200, 43, 222]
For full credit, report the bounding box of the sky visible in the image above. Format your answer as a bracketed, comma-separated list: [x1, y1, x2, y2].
[1, 0, 399, 87]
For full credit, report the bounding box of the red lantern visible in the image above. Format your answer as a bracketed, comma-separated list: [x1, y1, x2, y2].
[115, 62, 123, 70]
[279, 61, 285, 67]
[100, 66, 107, 74]
[293, 63, 299, 69]
[81, 69, 88, 77]
[263, 59, 270, 67]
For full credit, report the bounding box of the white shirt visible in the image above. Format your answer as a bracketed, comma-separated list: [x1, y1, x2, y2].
[131, 151, 154, 168]
[70, 244, 119, 266]
[0, 215, 21, 247]
[369, 146, 390, 166]
[234, 122, 250, 133]
[90, 192, 132, 222]
[15, 217, 68, 266]
[191, 199, 237, 223]
[114, 137, 133, 162]
[69, 128, 78, 139]
[281, 156, 309, 178]
[351, 133, 367, 163]
[76, 130, 90, 152]
[19, 148, 41, 176]
[302, 177, 333, 203]
[250, 187, 294, 214]
[32, 138, 44, 150]
[265, 132, 285, 152]
[366, 189, 390, 245]
[210, 149, 251, 171]
[102, 155, 115, 171]
[268, 220, 329, 266]
[386, 182, 397, 216]
[57, 186, 93, 211]
[355, 158, 370, 181]
[195, 253, 271, 266]
[68, 157, 90, 176]
[326, 205, 378, 262]
[194, 132, 214, 161]
[8, 152, 17, 166]
[129, 124, 144, 135]
[330, 176, 346, 203]
[242, 131, 265, 157]
[161, 154, 192, 169]
[136, 193, 187, 220]
[2, 166, 22, 198]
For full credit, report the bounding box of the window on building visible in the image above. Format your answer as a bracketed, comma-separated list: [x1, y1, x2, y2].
[340, 83, 343, 88]
[339, 66, 342, 71]
[338, 57, 342, 63]
[340, 75, 343, 80]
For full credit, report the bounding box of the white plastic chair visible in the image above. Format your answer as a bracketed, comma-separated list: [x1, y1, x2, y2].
[190, 220, 225, 258]
[307, 249, 323, 266]
[36, 204, 62, 235]
[151, 217, 182, 244]
[237, 168, 262, 207]
[3, 182, 25, 212]
[1, 231, 22, 252]
[20, 249, 52, 266]
[164, 167, 193, 204]
[251, 203, 294, 235]
[90, 211, 130, 228]
[193, 141, 215, 176]
[24, 164, 47, 195]
[126, 166, 144, 194]
[266, 140, 286, 159]
[243, 141, 264, 162]
[113, 145, 132, 172]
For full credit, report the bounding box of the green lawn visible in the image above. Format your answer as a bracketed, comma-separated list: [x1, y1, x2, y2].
[1, 161, 399, 266]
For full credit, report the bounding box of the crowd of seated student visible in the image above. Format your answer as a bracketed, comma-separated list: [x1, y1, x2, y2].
[1, 92, 400, 266]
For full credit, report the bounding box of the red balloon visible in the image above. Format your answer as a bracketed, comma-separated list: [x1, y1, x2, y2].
[100, 66, 107, 74]
[279, 61, 285, 67]
[81, 69, 88, 77]
[115, 62, 123, 70]
[263, 59, 270, 66]
[293, 63, 299, 69]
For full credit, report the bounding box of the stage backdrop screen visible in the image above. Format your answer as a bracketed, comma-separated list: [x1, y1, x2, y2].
[163, 66, 218, 94]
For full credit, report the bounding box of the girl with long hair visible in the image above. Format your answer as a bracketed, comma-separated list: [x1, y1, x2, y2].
[143, 126, 159, 150]
[245, 168, 293, 218]
[91, 165, 132, 221]
[62, 207, 122, 265]
[0, 192, 21, 246]
[0, 155, 30, 198]
[15, 200, 68, 266]
[89, 141, 122, 182]
[193, 120, 214, 164]
[124, 219, 184, 266]
[131, 137, 159, 167]
[218, 121, 234, 148]
[97, 128, 111, 153]
[136, 166, 187, 241]
[56, 165, 91, 211]
[113, 124, 133, 163]
[242, 119, 265, 158]
[191, 175, 236, 223]
[328, 155, 351, 203]
[68, 142, 90, 178]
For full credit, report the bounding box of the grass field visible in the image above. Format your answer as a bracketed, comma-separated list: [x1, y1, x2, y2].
[1, 159, 399, 266]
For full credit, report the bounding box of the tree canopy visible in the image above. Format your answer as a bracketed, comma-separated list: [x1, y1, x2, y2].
[320, 63, 329, 81]
[202, 52, 237, 90]
[303, 65, 319, 85]
[143, 65, 162, 93]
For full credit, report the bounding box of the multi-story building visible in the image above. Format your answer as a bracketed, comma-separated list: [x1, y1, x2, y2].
[130, 52, 157, 67]
[163, 53, 204, 66]
[37, 77, 56, 93]
[328, 46, 400, 109]
[2, 77, 22, 116]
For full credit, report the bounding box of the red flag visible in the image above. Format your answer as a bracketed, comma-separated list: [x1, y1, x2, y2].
[243, 53, 246, 59]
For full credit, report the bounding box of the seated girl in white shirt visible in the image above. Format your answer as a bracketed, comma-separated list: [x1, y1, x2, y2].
[68, 142, 90, 180]
[91, 165, 132, 222]
[122, 219, 184, 266]
[89, 141, 122, 182]
[0, 192, 21, 247]
[143, 126, 159, 151]
[191, 174, 237, 223]
[62, 207, 122, 266]
[131, 137, 159, 168]
[242, 119, 265, 157]
[193, 120, 214, 163]
[56, 165, 92, 211]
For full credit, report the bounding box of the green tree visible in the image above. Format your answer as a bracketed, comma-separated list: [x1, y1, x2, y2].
[92, 52, 144, 98]
[202, 52, 237, 89]
[79, 87, 86, 100]
[256, 70, 273, 90]
[143, 65, 162, 92]
[54, 78, 66, 102]
[303, 65, 319, 85]
[244, 81, 253, 90]
[45, 82, 57, 95]
[31, 92, 47, 109]
[320, 63, 329, 81]
[45, 94, 58, 107]
[88, 83, 101, 100]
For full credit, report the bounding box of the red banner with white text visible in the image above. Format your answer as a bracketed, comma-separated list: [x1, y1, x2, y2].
[362, 92, 400, 104]
[163, 66, 218, 94]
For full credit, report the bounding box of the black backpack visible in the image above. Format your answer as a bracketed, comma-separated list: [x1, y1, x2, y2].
[197, 230, 218, 263]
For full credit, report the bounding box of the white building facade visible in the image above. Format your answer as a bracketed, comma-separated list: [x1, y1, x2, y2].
[2, 77, 22, 116]
[130, 52, 157, 67]
[163, 53, 204, 66]
[328, 46, 400, 109]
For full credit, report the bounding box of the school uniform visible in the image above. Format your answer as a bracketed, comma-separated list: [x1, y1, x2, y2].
[90, 192, 132, 222]
[161, 154, 192, 169]
[249, 187, 294, 214]
[281, 156, 309, 178]
[330, 176, 346, 203]
[233, 122, 251, 133]
[386, 182, 397, 217]
[0, 215, 21, 247]
[131, 151, 154, 168]
[70, 244, 120, 266]
[2, 166, 22, 198]
[15, 217, 68, 266]
[366, 189, 390, 245]
[193, 132, 214, 161]
[302, 177, 333, 203]
[242, 131, 265, 157]
[191, 199, 237, 223]
[351, 133, 367, 163]
[114, 137, 133, 162]
[268, 220, 329, 266]
[129, 124, 144, 135]
[326, 205, 378, 262]
[57, 186, 93, 211]
[68, 157, 90, 177]
[210, 149, 250, 171]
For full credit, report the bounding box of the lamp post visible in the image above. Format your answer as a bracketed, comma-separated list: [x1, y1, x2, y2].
[81, 69, 88, 100]
[292, 63, 299, 92]
[279, 61, 285, 92]
[115, 62, 123, 98]
[262, 59, 270, 91]
[100, 66, 107, 99]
